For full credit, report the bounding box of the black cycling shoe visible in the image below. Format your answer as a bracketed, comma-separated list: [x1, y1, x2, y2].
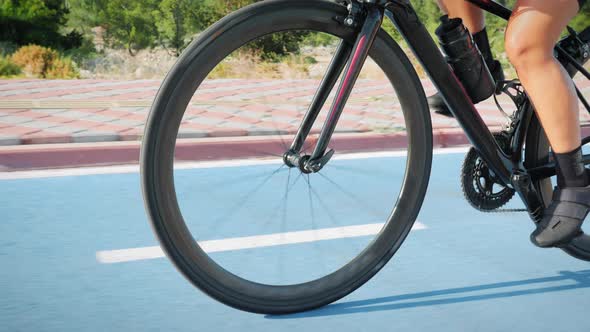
[427, 93, 448, 116]
[531, 183, 590, 248]
[428, 60, 505, 117]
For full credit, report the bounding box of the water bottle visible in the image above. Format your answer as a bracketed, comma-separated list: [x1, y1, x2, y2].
[435, 15, 495, 104]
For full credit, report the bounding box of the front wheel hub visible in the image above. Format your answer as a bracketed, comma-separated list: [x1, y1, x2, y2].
[283, 151, 313, 174]
[283, 149, 335, 174]
[298, 155, 313, 174]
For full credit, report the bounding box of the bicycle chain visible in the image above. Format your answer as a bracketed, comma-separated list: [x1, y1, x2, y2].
[481, 207, 528, 213]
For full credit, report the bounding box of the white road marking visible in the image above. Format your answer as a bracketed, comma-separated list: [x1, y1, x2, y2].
[96, 222, 427, 264]
[0, 147, 469, 180]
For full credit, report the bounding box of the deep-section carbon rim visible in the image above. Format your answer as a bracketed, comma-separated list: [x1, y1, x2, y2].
[141, 0, 433, 314]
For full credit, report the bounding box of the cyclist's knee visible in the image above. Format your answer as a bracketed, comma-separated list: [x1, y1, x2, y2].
[505, 34, 553, 71]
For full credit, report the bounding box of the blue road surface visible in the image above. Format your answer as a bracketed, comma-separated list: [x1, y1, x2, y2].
[1, 149, 590, 331]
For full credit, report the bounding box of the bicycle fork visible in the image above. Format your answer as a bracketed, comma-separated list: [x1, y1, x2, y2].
[283, 4, 384, 173]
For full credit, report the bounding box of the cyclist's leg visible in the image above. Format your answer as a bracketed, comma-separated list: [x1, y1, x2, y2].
[429, 0, 503, 115]
[436, 0, 484, 33]
[505, 0, 590, 247]
[506, 0, 581, 154]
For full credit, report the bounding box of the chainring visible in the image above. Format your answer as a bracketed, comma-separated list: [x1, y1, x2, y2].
[461, 133, 516, 212]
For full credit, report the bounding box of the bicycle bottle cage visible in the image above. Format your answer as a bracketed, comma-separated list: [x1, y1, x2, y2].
[560, 27, 590, 65]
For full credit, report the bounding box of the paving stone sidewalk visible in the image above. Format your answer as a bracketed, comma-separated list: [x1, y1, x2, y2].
[1, 78, 589, 146]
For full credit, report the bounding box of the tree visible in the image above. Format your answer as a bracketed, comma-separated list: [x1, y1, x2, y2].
[155, 0, 220, 56]
[0, 0, 80, 49]
[155, 0, 188, 56]
[100, 0, 158, 55]
[185, 0, 229, 31]
[65, 0, 108, 34]
[155, 0, 307, 59]
[570, 4, 590, 33]
[0, 0, 69, 30]
[209, 0, 257, 19]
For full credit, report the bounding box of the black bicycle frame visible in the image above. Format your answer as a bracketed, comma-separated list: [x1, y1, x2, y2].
[286, 0, 589, 221]
[388, 0, 543, 219]
[387, 0, 533, 180]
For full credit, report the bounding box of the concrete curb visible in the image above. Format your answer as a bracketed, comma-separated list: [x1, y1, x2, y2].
[0, 129, 480, 171]
[6, 125, 590, 171]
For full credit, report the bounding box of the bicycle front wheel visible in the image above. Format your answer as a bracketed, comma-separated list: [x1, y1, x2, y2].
[141, 0, 432, 314]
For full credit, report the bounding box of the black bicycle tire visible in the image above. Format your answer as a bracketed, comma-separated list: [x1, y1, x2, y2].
[141, 0, 433, 314]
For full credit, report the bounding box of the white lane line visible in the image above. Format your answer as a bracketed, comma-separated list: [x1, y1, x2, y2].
[96, 222, 427, 264]
[0, 147, 469, 180]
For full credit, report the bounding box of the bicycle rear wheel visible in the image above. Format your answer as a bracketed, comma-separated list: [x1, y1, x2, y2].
[141, 0, 432, 314]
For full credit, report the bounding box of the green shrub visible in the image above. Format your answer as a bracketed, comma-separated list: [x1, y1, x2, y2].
[247, 31, 309, 62]
[303, 56, 318, 65]
[62, 39, 101, 64]
[60, 30, 85, 50]
[302, 33, 338, 48]
[0, 56, 22, 77]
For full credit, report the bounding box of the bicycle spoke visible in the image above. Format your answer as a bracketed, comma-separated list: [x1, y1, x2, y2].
[216, 144, 284, 158]
[280, 169, 292, 234]
[317, 171, 385, 219]
[209, 164, 286, 227]
[203, 167, 287, 189]
[306, 178, 341, 227]
[278, 168, 292, 281]
[304, 173, 327, 277]
[269, 112, 289, 151]
[325, 163, 391, 177]
[305, 174, 317, 230]
[259, 171, 303, 230]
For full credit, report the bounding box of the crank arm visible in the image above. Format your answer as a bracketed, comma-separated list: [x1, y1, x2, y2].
[528, 136, 590, 181]
[528, 154, 590, 181]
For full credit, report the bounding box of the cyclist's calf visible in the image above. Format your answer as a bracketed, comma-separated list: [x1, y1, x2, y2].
[503, 0, 582, 154]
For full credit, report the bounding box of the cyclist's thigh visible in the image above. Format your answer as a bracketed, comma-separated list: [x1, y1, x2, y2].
[505, 0, 578, 55]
